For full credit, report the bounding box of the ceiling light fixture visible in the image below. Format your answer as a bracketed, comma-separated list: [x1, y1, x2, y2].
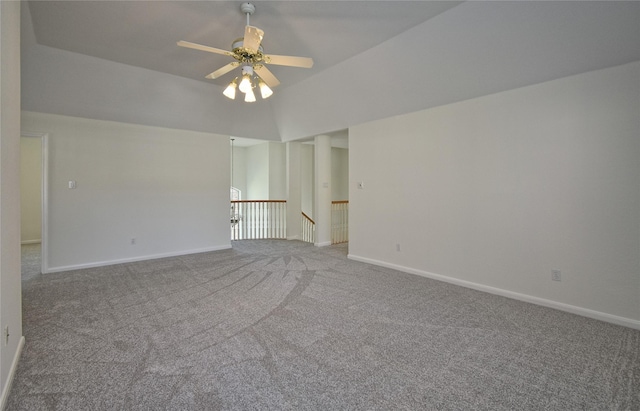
[244, 86, 257, 103]
[238, 66, 253, 93]
[223, 78, 238, 99]
[179, 2, 314, 103]
[258, 78, 273, 99]
[223, 65, 272, 102]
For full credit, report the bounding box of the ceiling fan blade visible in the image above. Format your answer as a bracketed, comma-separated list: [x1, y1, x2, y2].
[243, 25, 264, 54]
[205, 62, 240, 79]
[254, 65, 280, 88]
[264, 54, 314, 69]
[177, 40, 233, 57]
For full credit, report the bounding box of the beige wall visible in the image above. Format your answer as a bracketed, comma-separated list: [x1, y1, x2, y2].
[20, 136, 42, 243]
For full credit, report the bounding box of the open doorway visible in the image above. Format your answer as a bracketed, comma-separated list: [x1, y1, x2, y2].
[20, 132, 48, 279]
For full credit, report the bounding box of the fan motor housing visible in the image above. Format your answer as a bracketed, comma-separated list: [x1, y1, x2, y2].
[232, 38, 264, 62]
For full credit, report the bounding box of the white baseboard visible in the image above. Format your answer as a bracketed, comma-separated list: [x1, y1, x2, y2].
[20, 240, 41, 245]
[287, 235, 300, 241]
[348, 254, 640, 331]
[1, 336, 25, 411]
[45, 245, 232, 274]
[314, 241, 332, 247]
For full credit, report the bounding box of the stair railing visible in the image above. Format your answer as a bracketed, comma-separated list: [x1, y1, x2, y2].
[331, 200, 349, 244]
[231, 200, 286, 240]
[301, 212, 315, 243]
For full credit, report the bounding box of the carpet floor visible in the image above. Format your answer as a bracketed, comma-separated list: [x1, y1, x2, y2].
[6, 240, 639, 410]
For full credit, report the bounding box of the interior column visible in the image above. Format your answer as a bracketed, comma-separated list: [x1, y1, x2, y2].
[314, 135, 332, 246]
[286, 141, 302, 240]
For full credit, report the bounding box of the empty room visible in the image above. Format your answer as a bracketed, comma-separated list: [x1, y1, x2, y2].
[1, 1, 639, 409]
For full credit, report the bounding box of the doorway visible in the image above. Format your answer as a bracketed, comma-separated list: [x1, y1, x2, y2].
[20, 132, 48, 277]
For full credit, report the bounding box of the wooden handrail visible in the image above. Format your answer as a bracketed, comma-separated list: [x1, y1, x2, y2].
[301, 211, 315, 225]
[232, 200, 287, 203]
[331, 200, 349, 204]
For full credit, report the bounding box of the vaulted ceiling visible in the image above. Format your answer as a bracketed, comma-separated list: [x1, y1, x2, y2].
[21, 1, 640, 143]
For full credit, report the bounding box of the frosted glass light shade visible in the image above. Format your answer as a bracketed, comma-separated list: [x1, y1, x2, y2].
[245, 87, 256, 102]
[223, 79, 237, 99]
[239, 74, 252, 93]
[259, 79, 273, 99]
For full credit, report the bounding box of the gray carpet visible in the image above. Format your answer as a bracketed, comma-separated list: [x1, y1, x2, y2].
[7, 240, 639, 410]
[20, 243, 41, 282]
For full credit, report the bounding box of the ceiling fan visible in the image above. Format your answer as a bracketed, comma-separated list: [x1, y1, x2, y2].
[177, 2, 314, 102]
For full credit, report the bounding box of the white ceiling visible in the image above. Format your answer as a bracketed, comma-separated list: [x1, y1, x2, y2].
[22, 1, 640, 142]
[27, 1, 461, 89]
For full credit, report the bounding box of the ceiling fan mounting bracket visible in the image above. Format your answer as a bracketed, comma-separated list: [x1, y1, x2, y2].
[240, 3, 255, 17]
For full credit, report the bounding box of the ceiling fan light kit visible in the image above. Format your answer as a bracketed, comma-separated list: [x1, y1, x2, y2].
[222, 79, 238, 99]
[177, 2, 313, 102]
[244, 86, 257, 103]
[238, 66, 253, 93]
[258, 79, 273, 99]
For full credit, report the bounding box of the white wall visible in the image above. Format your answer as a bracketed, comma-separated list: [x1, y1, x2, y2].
[231, 145, 247, 198]
[301, 144, 314, 218]
[0, 1, 24, 406]
[20, 136, 42, 243]
[21, 111, 231, 272]
[299, 145, 349, 218]
[275, 2, 640, 142]
[349, 62, 640, 327]
[20, 3, 283, 142]
[245, 142, 288, 200]
[246, 143, 269, 200]
[332, 147, 349, 201]
[269, 143, 286, 200]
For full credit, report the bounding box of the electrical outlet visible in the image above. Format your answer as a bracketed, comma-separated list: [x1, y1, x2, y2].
[551, 269, 562, 282]
[396, 243, 401, 252]
[4, 326, 9, 345]
[131, 238, 136, 245]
